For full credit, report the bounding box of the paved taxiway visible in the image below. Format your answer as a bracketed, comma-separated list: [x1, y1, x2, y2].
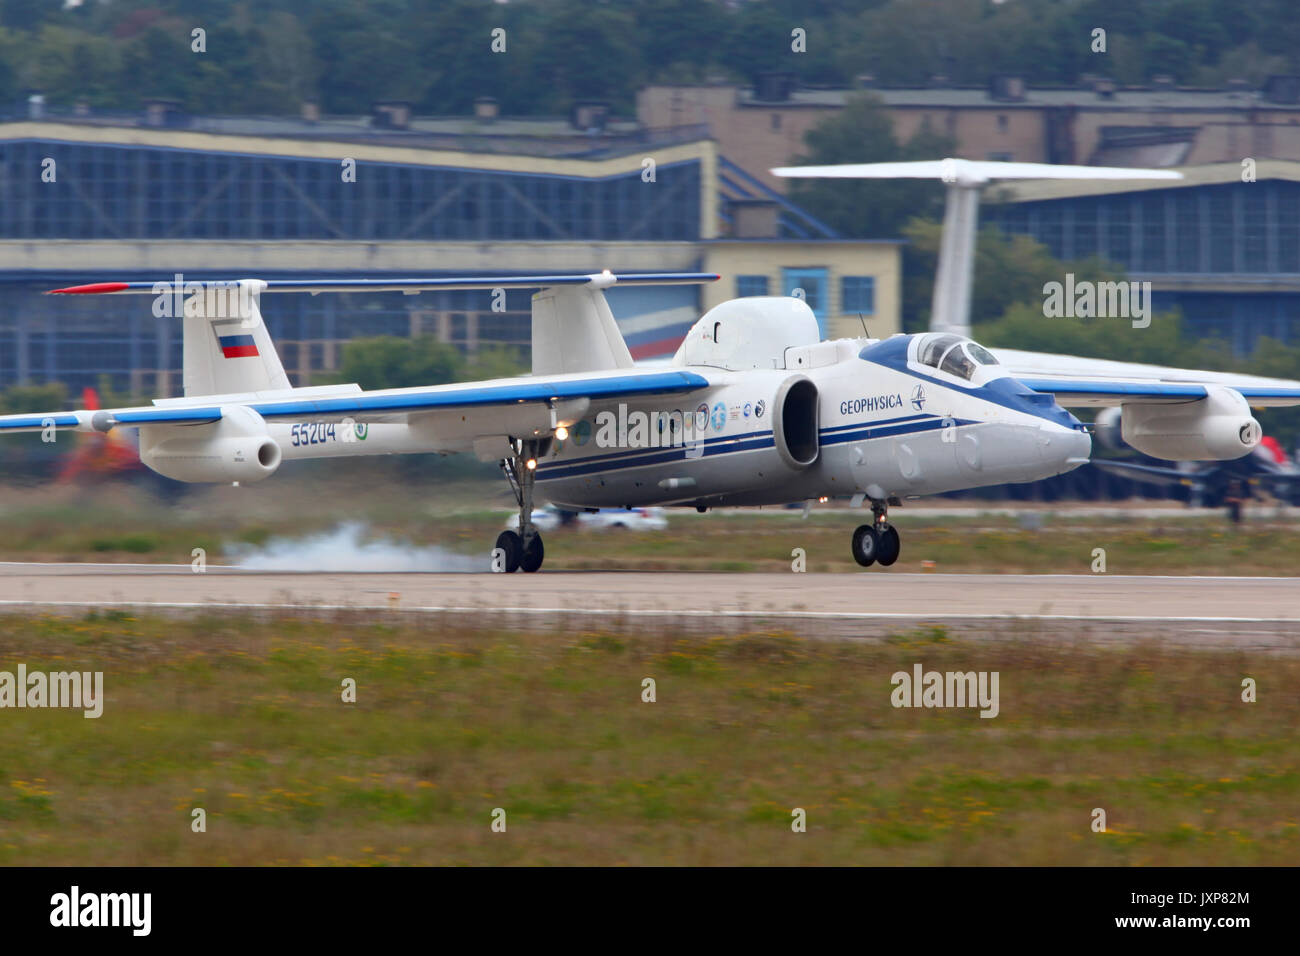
[1, 565, 1297, 649]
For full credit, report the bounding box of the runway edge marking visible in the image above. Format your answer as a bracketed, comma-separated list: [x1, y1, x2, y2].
[0, 599, 1297, 625]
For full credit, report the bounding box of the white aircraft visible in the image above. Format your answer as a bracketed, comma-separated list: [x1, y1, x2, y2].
[3, 163, 1299, 571]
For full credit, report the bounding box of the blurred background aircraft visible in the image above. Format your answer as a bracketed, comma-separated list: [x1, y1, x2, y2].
[54, 387, 142, 484]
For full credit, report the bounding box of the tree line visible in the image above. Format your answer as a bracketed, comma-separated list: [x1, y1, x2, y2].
[2, 0, 1297, 118]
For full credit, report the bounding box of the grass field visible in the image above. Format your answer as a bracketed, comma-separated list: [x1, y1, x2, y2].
[1, 476, 1300, 574]
[1, 611, 1296, 865]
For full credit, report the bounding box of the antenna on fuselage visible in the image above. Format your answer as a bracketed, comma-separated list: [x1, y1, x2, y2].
[771, 159, 1183, 339]
[857, 312, 869, 337]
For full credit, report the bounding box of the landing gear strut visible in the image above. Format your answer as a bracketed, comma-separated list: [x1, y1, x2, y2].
[496, 437, 547, 573]
[851, 498, 901, 568]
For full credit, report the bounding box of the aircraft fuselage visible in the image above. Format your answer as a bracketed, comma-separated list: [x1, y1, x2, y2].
[539, 334, 1092, 510]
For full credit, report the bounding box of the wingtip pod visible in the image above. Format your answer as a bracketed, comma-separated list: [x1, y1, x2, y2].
[48, 282, 132, 295]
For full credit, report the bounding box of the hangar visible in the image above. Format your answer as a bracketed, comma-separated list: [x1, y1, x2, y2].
[0, 110, 900, 395]
[984, 160, 1300, 355]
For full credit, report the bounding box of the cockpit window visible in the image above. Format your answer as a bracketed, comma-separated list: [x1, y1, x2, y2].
[915, 333, 998, 382]
[918, 333, 963, 369]
[939, 344, 976, 380]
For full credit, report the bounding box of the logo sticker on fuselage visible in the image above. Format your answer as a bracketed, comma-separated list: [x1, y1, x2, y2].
[840, 394, 904, 416]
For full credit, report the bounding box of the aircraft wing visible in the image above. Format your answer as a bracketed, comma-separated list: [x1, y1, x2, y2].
[5, 270, 721, 445]
[0, 407, 224, 434]
[0, 367, 713, 443]
[991, 348, 1300, 408]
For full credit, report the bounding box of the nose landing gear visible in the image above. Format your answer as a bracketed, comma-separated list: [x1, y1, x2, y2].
[497, 437, 547, 573]
[851, 498, 901, 568]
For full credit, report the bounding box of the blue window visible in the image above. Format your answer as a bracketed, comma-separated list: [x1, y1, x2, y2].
[737, 275, 769, 297]
[782, 267, 828, 337]
[841, 276, 875, 315]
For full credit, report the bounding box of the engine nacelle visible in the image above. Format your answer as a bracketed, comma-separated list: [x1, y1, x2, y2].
[1093, 407, 1126, 451]
[1120, 386, 1261, 461]
[140, 405, 282, 483]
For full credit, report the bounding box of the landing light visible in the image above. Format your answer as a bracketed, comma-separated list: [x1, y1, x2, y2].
[818, 496, 829, 503]
[526, 458, 537, 470]
[555, 426, 569, 441]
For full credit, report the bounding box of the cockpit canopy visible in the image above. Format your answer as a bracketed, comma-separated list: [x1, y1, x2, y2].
[914, 333, 1000, 382]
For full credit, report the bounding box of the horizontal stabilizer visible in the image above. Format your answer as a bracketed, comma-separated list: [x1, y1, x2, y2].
[49, 272, 720, 296]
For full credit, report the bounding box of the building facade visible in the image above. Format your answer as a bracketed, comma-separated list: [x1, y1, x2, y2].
[639, 78, 1300, 355]
[638, 76, 1300, 193]
[0, 115, 900, 395]
[985, 160, 1300, 354]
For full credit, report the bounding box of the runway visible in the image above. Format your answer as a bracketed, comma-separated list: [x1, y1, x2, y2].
[1, 563, 1297, 648]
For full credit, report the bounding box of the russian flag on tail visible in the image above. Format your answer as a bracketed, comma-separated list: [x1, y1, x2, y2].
[214, 321, 259, 359]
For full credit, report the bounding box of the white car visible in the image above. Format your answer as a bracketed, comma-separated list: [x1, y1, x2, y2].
[504, 506, 565, 532]
[581, 507, 669, 531]
[503, 506, 668, 532]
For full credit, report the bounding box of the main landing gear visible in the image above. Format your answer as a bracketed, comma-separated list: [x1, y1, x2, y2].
[495, 437, 546, 573]
[851, 498, 901, 568]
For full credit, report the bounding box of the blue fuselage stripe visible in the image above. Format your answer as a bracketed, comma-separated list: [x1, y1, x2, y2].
[536, 414, 977, 482]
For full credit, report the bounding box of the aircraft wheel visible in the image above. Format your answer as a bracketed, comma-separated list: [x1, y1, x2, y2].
[521, 533, 545, 573]
[851, 524, 879, 567]
[494, 530, 522, 573]
[877, 524, 901, 566]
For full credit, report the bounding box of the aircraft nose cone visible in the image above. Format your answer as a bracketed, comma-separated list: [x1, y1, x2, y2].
[1038, 424, 1092, 473]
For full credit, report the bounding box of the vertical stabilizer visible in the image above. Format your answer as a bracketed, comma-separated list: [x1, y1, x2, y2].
[182, 279, 291, 396]
[531, 283, 634, 375]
